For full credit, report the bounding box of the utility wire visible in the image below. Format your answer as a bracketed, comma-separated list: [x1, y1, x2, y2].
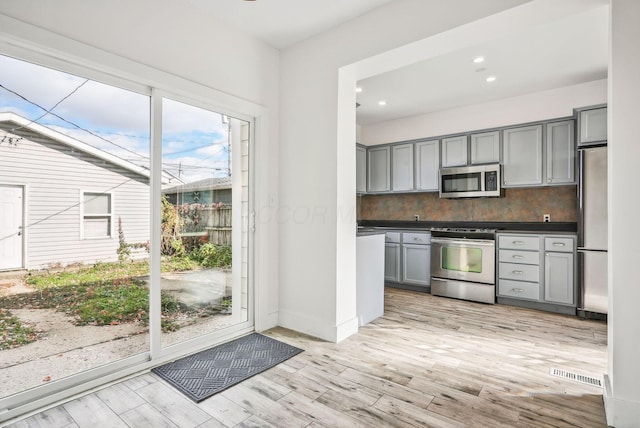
[0, 82, 149, 160]
[1, 82, 231, 164]
[8, 79, 90, 132]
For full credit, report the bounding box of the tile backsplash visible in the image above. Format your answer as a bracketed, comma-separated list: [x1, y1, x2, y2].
[358, 185, 577, 222]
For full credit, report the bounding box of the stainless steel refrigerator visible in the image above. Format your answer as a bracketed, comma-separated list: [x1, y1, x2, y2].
[578, 145, 608, 316]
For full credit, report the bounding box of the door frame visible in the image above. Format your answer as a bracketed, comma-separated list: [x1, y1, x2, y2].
[0, 183, 25, 271]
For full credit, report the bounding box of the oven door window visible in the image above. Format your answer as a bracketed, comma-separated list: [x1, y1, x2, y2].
[442, 172, 481, 193]
[441, 246, 483, 273]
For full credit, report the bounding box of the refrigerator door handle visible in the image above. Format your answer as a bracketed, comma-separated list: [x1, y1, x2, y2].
[578, 149, 585, 247]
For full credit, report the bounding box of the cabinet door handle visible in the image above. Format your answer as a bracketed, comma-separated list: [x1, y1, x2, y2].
[512, 270, 524, 275]
[552, 242, 566, 247]
[512, 255, 524, 259]
[513, 241, 525, 245]
[512, 288, 525, 293]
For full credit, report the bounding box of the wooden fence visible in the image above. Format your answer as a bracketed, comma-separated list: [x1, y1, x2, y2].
[181, 205, 232, 246]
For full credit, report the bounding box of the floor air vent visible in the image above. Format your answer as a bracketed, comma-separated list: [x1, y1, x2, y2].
[550, 368, 603, 388]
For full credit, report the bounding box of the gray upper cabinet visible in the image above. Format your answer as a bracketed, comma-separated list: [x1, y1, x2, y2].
[356, 146, 366, 193]
[415, 140, 440, 191]
[502, 125, 543, 187]
[470, 131, 500, 165]
[578, 106, 607, 146]
[392, 143, 414, 191]
[546, 120, 575, 185]
[367, 146, 390, 192]
[441, 135, 468, 167]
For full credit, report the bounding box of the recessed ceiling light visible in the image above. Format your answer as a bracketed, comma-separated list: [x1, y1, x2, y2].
[473, 56, 485, 64]
[486, 76, 496, 83]
[378, 100, 387, 106]
[355, 87, 363, 93]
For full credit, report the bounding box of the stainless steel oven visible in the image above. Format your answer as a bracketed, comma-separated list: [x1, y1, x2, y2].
[430, 228, 496, 304]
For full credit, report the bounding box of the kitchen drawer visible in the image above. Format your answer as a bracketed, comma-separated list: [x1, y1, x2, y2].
[385, 232, 401, 243]
[499, 262, 540, 282]
[403, 232, 431, 245]
[499, 249, 540, 265]
[544, 237, 575, 253]
[498, 235, 540, 251]
[499, 279, 540, 300]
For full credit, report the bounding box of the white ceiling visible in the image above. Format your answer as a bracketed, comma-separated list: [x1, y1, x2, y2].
[188, 0, 394, 49]
[189, 1, 608, 126]
[355, 5, 609, 125]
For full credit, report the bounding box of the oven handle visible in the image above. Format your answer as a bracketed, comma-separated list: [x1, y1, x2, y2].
[431, 237, 495, 247]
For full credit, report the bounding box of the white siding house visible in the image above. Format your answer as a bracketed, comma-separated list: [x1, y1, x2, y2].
[0, 112, 168, 270]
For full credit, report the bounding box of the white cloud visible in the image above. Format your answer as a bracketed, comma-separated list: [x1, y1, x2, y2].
[1, 54, 234, 183]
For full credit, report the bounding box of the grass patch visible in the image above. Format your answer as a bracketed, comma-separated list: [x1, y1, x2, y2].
[25, 257, 199, 290]
[1, 277, 186, 331]
[0, 255, 229, 349]
[0, 309, 40, 350]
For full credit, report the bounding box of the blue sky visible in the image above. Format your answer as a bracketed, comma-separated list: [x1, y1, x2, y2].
[0, 54, 232, 183]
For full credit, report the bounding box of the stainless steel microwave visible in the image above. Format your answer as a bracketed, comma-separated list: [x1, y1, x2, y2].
[439, 163, 502, 198]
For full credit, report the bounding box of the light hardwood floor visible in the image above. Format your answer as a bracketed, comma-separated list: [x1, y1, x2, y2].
[5, 288, 608, 428]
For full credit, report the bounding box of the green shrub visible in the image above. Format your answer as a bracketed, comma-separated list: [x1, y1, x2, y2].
[191, 243, 232, 268]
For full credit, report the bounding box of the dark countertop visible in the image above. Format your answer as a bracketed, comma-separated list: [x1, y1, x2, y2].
[358, 220, 577, 233]
[356, 229, 386, 237]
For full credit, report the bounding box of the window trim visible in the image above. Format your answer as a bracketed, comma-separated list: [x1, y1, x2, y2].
[80, 190, 114, 240]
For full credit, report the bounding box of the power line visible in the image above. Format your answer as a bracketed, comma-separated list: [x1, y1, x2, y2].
[0, 82, 149, 160]
[1, 81, 231, 166]
[40, 123, 150, 140]
[8, 79, 90, 132]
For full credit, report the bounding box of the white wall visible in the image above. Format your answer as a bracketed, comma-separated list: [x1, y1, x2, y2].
[361, 79, 607, 145]
[278, 0, 539, 342]
[0, 0, 281, 331]
[606, 1, 640, 426]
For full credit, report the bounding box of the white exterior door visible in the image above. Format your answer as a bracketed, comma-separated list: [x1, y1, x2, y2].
[0, 185, 24, 270]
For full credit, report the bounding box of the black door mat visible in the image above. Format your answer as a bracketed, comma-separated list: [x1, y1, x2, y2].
[151, 333, 303, 402]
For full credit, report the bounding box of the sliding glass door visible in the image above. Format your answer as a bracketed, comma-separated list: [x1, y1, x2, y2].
[0, 53, 151, 399]
[0, 52, 254, 415]
[159, 97, 251, 349]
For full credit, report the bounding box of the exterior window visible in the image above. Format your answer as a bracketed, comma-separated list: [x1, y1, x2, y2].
[83, 192, 112, 238]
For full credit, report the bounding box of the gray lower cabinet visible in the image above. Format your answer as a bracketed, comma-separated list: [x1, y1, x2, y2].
[382, 230, 431, 290]
[497, 233, 576, 313]
[498, 234, 541, 301]
[544, 236, 575, 305]
[384, 232, 401, 282]
[402, 242, 430, 286]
